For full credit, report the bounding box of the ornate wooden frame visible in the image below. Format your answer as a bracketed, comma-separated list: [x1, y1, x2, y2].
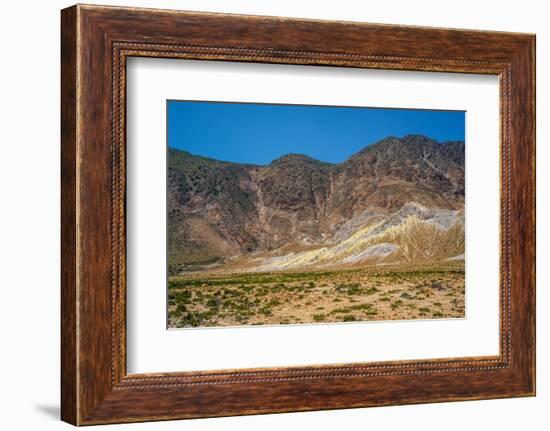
[61, 4, 536, 425]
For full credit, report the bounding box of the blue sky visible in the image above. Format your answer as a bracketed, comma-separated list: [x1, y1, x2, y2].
[167, 100, 465, 165]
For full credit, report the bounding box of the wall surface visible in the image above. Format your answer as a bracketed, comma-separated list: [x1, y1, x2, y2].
[0, 0, 546, 429]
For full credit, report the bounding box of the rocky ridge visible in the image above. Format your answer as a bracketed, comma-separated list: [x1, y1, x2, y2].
[168, 135, 465, 273]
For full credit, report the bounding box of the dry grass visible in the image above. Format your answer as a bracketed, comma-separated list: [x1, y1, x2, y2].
[168, 261, 465, 328]
[378, 215, 465, 260]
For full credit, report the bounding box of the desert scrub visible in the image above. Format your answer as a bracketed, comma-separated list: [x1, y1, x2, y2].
[167, 261, 464, 328]
[430, 281, 444, 289]
[390, 300, 403, 310]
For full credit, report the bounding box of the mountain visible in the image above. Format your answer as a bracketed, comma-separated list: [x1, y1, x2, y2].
[167, 135, 465, 274]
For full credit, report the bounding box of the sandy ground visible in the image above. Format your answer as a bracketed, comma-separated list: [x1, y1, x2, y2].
[168, 261, 465, 328]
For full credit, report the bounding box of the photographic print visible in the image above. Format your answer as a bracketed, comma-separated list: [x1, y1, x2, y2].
[167, 101, 465, 328]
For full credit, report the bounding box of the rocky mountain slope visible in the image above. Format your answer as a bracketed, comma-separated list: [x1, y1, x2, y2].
[168, 135, 465, 274]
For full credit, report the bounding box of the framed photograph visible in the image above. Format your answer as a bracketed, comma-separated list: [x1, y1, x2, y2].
[61, 4, 535, 425]
[164, 101, 467, 329]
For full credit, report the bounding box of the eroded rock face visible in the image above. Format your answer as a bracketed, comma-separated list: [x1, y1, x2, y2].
[167, 135, 465, 273]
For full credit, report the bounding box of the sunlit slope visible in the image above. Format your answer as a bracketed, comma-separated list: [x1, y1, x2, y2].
[249, 202, 464, 272]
